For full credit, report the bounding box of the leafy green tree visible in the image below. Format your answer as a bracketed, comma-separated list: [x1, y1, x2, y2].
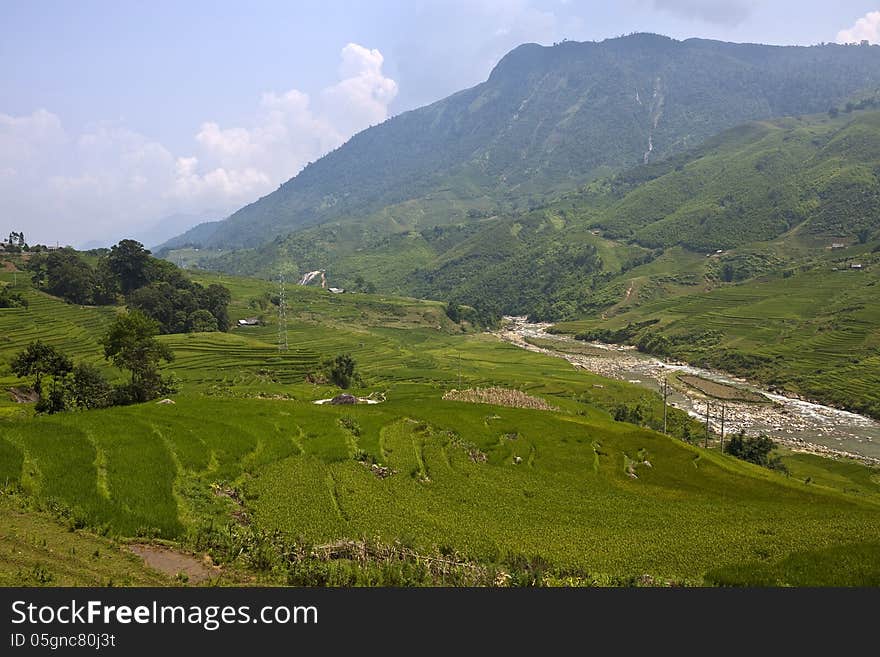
[0, 286, 27, 308]
[857, 228, 871, 245]
[106, 239, 153, 294]
[724, 430, 788, 472]
[10, 341, 71, 395]
[101, 310, 174, 403]
[720, 262, 735, 282]
[445, 301, 462, 323]
[93, 259, 120, 304]
[323, 353, 358, 389]
[68, 363, 112, 409]
[10, 341, 73, 413]
[202, 284, 232, 331]
[187, 309, 219, 332]
[43, 249, 97, 304]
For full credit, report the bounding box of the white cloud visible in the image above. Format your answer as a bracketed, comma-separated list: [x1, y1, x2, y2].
[837, 11, 880, 44]
[321, 43, 399, 136]
[1, 43, 397, 246]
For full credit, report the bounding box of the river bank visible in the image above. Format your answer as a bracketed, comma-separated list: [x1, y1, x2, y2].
[496, 316, 880, 465]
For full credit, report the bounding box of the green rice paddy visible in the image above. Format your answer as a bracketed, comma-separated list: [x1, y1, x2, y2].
[2, 269, 879, 585]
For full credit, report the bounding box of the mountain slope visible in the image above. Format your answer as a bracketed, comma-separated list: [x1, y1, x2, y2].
[168, 34, 880, 251]
[174, 107, 880, 323]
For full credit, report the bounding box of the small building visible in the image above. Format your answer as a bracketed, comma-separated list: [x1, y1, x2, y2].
[328, 287, 345, 294]
[831, 242, 846, 249]
[851, 263, 864, 270]
[237, 317, 260, 326]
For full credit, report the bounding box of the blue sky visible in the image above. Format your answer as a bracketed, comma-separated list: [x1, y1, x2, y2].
[3, 0, 880, 245]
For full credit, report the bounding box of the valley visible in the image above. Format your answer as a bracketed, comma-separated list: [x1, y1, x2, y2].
[5, 31, 880, 589]
[2, 259, 880, 586]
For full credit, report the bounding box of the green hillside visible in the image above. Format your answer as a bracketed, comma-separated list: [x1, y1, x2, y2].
[164, 107, 880, 324]
[161, 34, 880, 255]
[2, 266, 880, 585]
[154, 108, 880, 422]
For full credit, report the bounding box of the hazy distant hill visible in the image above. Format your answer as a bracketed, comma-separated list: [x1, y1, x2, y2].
[81, 211, 223, 251]
[168, 34, 880, 252]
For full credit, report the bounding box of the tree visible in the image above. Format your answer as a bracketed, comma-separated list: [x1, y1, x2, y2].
[0, 286, 27, 308]
[857, 228, 871, 245]
[202, 284, 231, 331]
[10, 341, 72, 413]
[68, 363, 112, 409]
[106, 239, 153, 295]
[445, 301, 462, 323]
[187, 309, 218, 332]
[724, 430, 788, 473]
[43, 249, 97, 304]
[92, 258, 120, 304]
[720, 262, 735, 282]
[324, 353, 358, 389]
[101, 310, 174, 403]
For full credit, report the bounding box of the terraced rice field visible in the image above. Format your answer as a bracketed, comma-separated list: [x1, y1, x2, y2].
[2, 270, 880, 584]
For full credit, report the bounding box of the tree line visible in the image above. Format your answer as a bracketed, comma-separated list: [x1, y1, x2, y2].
[26, 239, 231, 333]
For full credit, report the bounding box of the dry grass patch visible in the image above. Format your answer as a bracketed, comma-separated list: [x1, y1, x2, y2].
[443, 387, 558, 411]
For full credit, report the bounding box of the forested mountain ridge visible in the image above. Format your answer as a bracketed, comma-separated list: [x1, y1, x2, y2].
[166, 104, 880, 324]
[162, 34, 880, 252]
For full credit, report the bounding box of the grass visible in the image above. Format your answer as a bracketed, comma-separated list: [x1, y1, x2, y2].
[0, 493, 168, 586]
[2, 267, 880, 585]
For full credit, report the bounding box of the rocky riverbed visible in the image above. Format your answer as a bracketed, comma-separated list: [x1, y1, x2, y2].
[497, 316, 880, 465]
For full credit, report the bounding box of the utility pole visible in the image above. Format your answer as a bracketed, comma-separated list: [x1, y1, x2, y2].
[277, 272, 288, 352]
[662, 376, 669, 434]
[458, 351, 462, 388]
[720, 404, 726, 453]
[704, 401, 711, 449]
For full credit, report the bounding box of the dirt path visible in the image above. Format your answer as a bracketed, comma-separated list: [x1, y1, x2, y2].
[128, 545, 218, 584]
[8, 387, 38, 403]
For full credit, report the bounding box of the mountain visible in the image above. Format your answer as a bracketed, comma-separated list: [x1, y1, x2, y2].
[153, 218, 224, 252]
[166, 34, 880, 254]
[134, 211, 224, 250]
[172, 103, 880, 320]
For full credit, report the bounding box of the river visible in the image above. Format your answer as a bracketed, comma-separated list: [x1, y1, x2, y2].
[498, 316, 880, 464]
